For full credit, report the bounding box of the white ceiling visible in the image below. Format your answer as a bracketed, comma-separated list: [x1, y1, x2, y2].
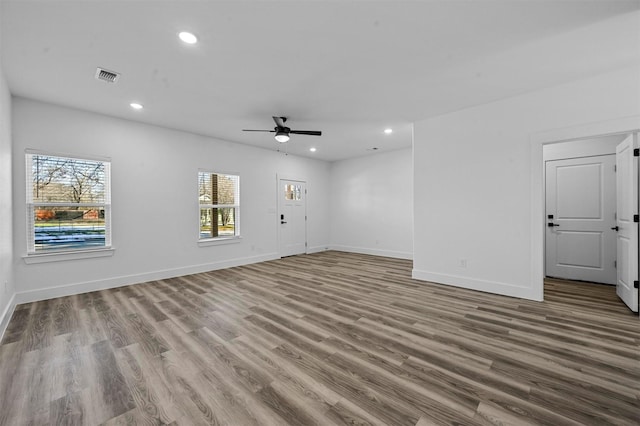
[2, 1, 639, 161]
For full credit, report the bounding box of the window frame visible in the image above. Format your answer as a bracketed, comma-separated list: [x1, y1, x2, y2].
[25, 150, 112, 258]
[198, 170, 241, 244]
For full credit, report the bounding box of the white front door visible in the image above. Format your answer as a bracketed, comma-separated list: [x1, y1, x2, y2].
[545, 155, 617, 284]
[615, 135, 639, 312]
[278, 179, 307, 257]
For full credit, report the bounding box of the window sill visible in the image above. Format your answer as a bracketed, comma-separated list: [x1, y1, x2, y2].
[23, 247, 115, 264]
[198, 236, 242, 247]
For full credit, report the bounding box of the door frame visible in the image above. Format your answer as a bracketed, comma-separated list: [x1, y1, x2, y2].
[276, 174, 308, 258]
[530, 116, 640, 302]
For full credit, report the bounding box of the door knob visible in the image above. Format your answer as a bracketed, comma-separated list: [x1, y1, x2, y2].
[281, 221, 287, 224]
[547, 223, 560, 227]
[611, 226, 619, 231]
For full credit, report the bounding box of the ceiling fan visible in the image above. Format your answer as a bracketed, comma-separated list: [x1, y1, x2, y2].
[243, 116, 322, 143]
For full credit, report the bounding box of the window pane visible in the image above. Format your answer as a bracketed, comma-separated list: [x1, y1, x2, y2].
[31, 155, 106, 203]
[33, 206, 105, 251]
[218, 207, 236, 236]
[200, 207, 216, 238]
[200, 207, 236, 238]
[199, 172, 237, 205]
[217, 175, 237, 205]
[285, 184, 301, 200]
[198, 172, 213, 205]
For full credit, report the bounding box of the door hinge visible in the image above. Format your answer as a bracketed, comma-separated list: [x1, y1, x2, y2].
[634, 214, 639, 223]
[614, 260, 617, 268]
[305, 215, 307, 220]
[634, 148, 639, 157]
[634, 281, 639, 289]
[305, 242, 308, 247]
[614, 165, 617, 172]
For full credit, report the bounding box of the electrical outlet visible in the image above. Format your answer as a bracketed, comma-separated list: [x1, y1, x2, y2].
[459, 259, 468, 268]
[3, 280, 7, 293]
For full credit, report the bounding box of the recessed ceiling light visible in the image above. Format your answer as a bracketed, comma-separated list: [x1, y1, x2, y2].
[384, 128, 393, 134]
[178, 31, 198, 44]
[130, 102, 143, 110]
[309, 147, 317, 152]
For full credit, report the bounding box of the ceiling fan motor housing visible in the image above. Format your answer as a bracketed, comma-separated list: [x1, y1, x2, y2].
[275, 128, 290, 143]
[242, 116, 321, 143]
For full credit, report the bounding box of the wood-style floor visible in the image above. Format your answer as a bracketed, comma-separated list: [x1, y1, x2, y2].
[1, 252, 639, 426]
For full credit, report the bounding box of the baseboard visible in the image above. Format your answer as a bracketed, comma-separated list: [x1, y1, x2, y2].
[306, 246, 330, 254]
[412, 269, 541, 301]
[330, 245, 413, 260]
[0, 293, 17, 342]
[15, 252, 280, 304]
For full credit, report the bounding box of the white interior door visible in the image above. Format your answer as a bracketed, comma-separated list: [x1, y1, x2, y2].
[615, 135, 638, 312]
[545, 155, 616, 284]
[278, 179, 307, 257]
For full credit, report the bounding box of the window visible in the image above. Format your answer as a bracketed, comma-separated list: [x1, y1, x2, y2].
[198, 171, 239, 240]
[26, 152, 111, 254]
[284, 183, 302, 200]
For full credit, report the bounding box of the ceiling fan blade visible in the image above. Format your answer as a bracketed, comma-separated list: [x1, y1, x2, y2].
[290, 130, 322, 136]
[272, 116, 286, 127]
[242, 129, 276, 132]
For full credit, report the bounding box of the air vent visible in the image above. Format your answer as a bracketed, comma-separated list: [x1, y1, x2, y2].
[95, 67, 120, 83]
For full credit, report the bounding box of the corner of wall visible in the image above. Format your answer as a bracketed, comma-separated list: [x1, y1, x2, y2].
[328, 148, 414, 259]
[307, 245, 330, 254]
[0, 2, 17, 342]
[0, 293, 16, 342]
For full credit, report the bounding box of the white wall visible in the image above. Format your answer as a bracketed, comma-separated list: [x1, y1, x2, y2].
[12, 98, 331, 302]
[0, 4, 15, 335]
[330, 148, 413, 259]
[413, 65, 640, 300]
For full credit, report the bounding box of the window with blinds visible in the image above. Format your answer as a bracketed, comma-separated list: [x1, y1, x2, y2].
[198, 171, 240, 240]
[26, 152, 111, 253]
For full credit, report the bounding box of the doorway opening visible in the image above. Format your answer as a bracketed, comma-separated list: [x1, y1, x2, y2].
[542, 133, 638, 312]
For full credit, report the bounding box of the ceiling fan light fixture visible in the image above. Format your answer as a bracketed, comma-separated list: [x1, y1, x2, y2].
[275, 131, 290, 143]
